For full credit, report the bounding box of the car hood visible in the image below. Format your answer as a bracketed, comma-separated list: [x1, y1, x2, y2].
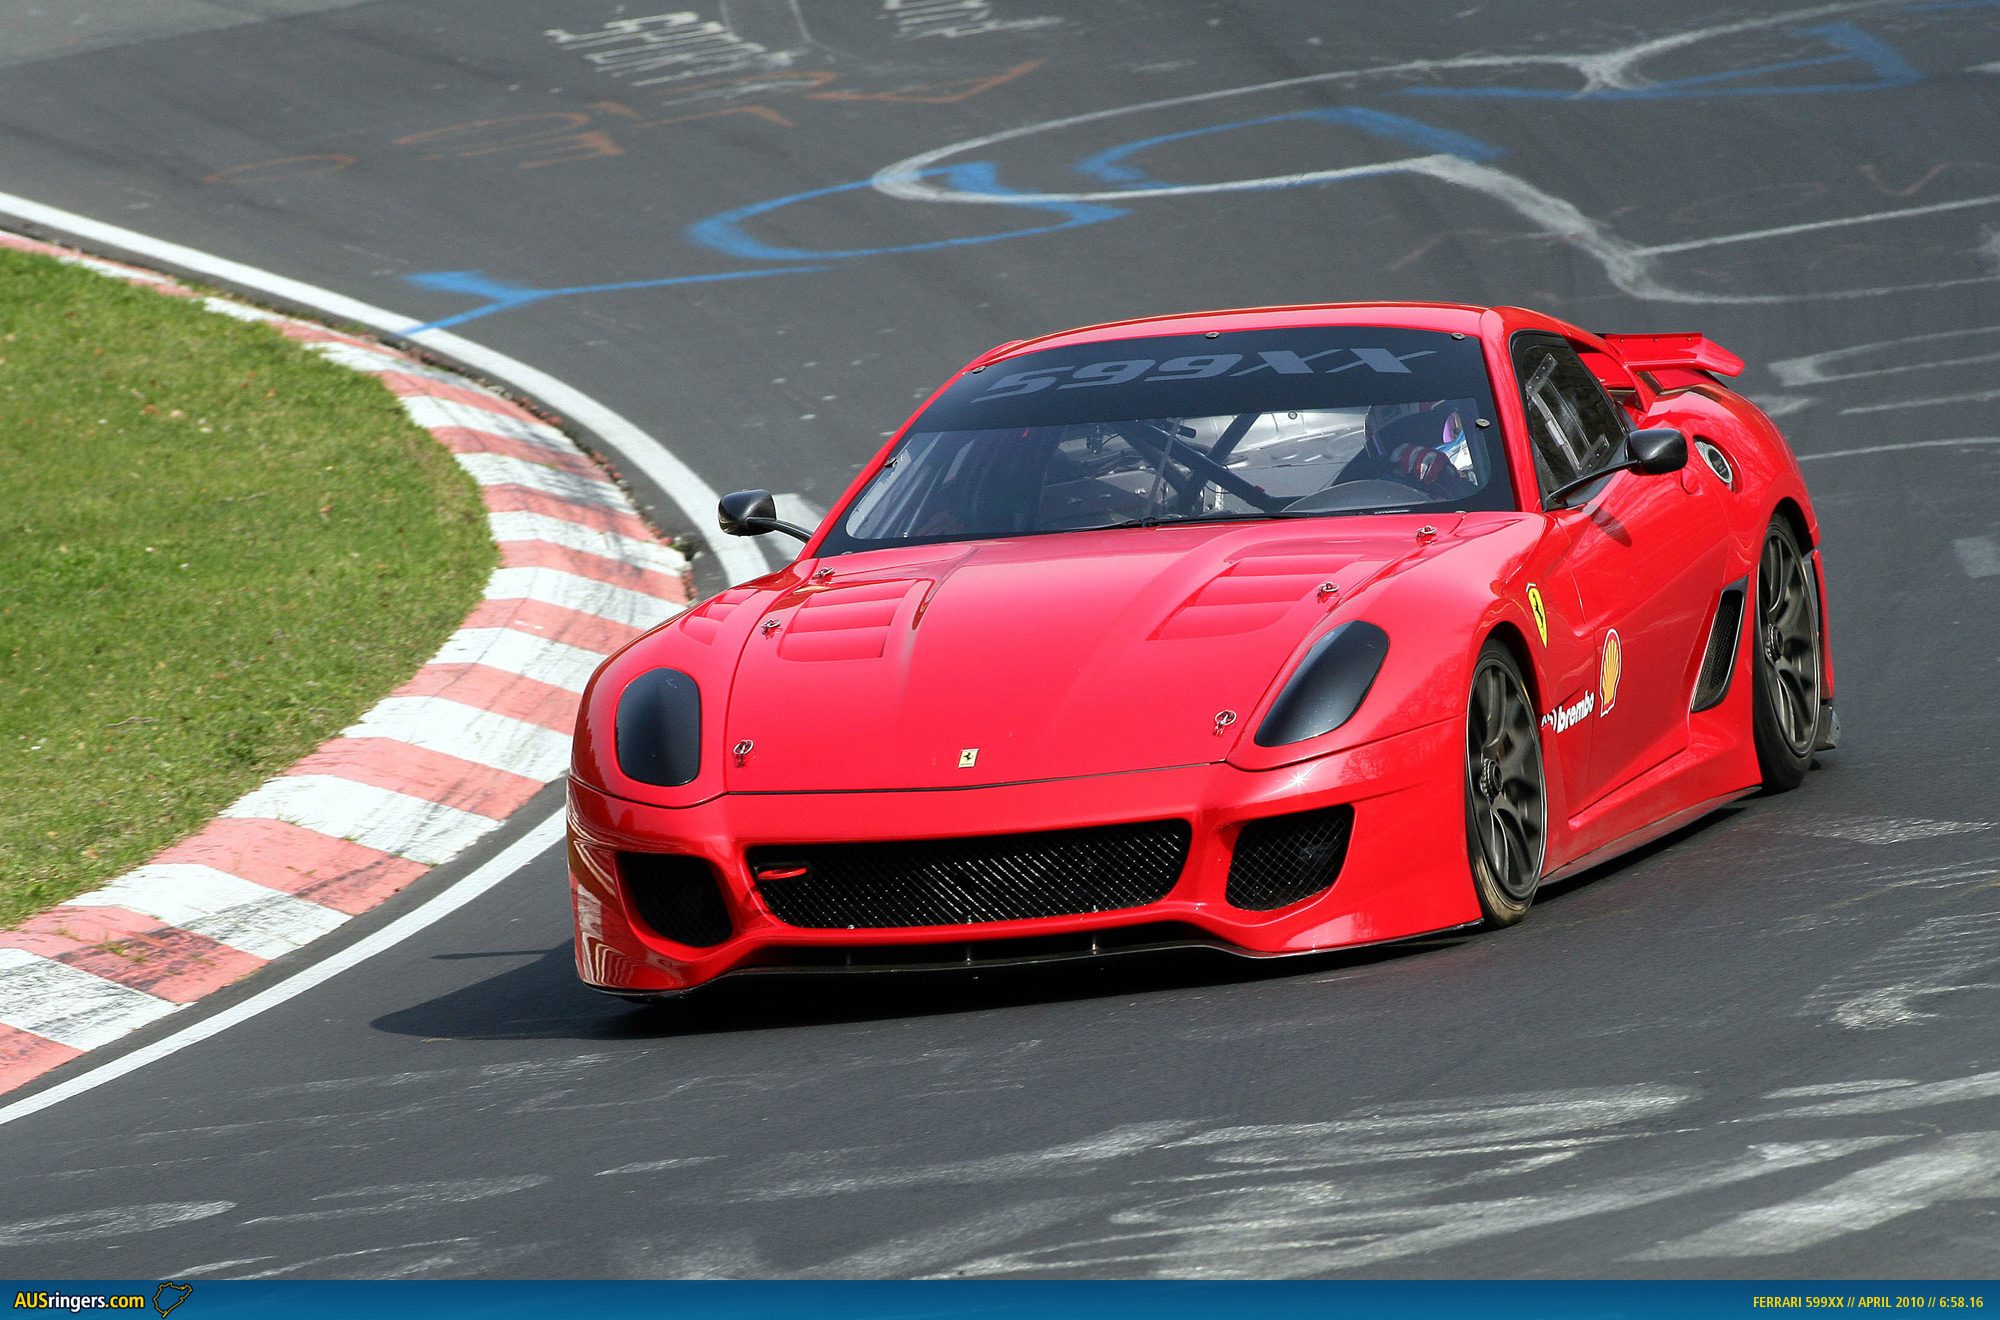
[716, 518, 1463, 792]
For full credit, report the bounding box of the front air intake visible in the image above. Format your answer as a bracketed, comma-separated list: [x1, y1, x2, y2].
[620, 852, 733, 947]
[750, 821, 1190, 929]
[1226, 806, 1355, 911]
[1691, 579, 1748, 712]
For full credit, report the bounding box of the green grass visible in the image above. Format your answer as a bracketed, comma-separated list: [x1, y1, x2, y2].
[0, 246, 496, 928]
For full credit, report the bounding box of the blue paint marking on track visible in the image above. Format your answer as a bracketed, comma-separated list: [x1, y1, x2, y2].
[1903, 0, 2000, 12]
[1403, 22, 1921, 100]
[684, 162, 1123, 262]
[404, 265, 830, 333]
[405, 164, 1120, 330]
[1073, 108, 1503, 188]
[400, 13, 1966, 330]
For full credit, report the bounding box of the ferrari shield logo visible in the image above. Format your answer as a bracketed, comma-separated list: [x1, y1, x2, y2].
[1526, 583, 1548, 647]
[958, 748, 979, 768]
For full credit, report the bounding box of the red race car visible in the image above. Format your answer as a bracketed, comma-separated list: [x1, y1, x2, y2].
[567, 302, 1835, 996]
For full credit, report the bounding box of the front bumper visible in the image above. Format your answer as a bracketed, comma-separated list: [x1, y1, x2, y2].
[567, 719, 1478, 994]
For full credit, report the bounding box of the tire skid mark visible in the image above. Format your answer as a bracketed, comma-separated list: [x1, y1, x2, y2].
[1636, 1131, 2000, 1258]
[942, 1138, 1910, 1278]
[237, 1175, 549, 1226]
[1774, 815, 1995, 845]
[1802, 911, 2000, 1029]
[13, 1054, 2000, 1273]
[562, 1070, 2000, 1274]
[0, 1200, 235, 1249]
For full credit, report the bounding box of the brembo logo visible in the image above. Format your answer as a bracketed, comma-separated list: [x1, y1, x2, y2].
[1541, 690, 1594, 734]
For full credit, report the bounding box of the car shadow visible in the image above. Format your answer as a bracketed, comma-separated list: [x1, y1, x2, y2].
[372, 804, 1747, 1044]
[371, 930, 1461, 1044]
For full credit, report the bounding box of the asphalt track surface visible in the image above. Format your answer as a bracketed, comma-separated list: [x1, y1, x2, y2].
[3, 0, 1999, 1279]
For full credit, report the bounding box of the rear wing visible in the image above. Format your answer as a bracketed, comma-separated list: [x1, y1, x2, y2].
[1600, 332, 1745, 379]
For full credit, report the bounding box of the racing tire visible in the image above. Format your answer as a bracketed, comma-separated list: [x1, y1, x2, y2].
[1464, 641, 1548, 927]
[1751, 518, 1823, 792]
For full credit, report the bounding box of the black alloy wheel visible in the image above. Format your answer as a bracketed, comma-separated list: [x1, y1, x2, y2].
[1464, 642, 1549, 926]
[1752, 518, 1823, 791]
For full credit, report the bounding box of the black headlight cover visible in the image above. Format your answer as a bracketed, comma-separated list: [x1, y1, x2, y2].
[1254, 622, 1390, 747]
[615, 668, 702, 786]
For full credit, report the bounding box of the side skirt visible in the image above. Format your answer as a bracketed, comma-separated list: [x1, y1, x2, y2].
[1542, 787, 1758, 885]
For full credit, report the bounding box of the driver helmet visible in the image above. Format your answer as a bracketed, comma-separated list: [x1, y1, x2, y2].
[1366, 400, 1477, 478]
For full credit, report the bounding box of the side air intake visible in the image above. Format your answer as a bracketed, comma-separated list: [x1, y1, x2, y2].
[1226, 806, 1354, 911]
[620, 853, 733, 947]
[1691, 579, 1748, 712]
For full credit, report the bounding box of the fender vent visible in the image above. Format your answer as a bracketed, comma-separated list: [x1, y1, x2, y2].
[1695, 439, 1736, 488]
[1226, 805, 1354, 911]
[620, 852, 733, 947]
[1691, 579, 1747, 712]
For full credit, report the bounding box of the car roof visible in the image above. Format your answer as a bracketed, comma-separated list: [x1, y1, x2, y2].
[976, 301, 1495, 366]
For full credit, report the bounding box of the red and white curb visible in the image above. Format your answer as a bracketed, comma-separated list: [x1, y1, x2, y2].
[0, 231, 691, 1094]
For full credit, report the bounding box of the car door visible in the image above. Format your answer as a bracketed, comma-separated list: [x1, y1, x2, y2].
[1512, 333, 1728, 818]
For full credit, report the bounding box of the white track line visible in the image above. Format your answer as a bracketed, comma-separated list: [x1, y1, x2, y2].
[1797, 436, 2000, 462]
[0, 189, 767, 586]
[0, 812, 566, 1128]
[1634, 194, 2000, 256]
[868, 2, 1897, 208]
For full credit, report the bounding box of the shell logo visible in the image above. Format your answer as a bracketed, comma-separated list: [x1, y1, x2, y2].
[1600, 628, 1623, 715]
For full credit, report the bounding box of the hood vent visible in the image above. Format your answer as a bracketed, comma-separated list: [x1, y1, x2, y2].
[776, 579, 925, 662]
[680, 587, 760, 646]
[1155, 547, 1353, 641]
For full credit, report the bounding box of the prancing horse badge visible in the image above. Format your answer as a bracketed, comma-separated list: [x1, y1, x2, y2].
[958, 748, 979, 768]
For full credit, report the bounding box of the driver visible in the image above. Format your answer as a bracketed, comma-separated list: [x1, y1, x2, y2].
[1341, 400, 1477, 498]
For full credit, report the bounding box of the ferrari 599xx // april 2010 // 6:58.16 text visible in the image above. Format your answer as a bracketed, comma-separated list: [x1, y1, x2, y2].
[566, 301, 1836, 996]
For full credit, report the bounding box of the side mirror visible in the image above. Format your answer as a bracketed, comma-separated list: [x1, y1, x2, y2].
[718, 489, 777, 535]
[717, 489, 812, 542]
[1628, 426, 1687, 475]
[1542, 426, 1689, 509]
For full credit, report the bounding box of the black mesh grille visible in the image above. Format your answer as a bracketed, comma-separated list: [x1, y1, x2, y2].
[1691, 582, 1746, 712]
[1226, 806, 1354, 911]
[750, 820, 1190, 929]
[620, 852, 733, 947]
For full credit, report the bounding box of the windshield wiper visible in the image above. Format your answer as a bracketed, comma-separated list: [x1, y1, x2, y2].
[1090, 511, 1283, 531]
[1092, 504, 1424, 532]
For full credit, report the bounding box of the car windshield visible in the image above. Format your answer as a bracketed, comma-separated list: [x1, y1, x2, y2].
[816, 325, 1510, 556]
